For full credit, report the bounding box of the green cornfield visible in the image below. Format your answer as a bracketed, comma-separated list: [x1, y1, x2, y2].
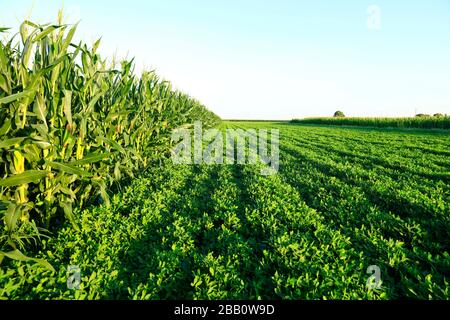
[0, 14, 219, 267]
[292, 117, 450, 129]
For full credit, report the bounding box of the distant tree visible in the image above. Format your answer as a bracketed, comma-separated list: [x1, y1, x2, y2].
[415, 113, 430, 117]
[333, 111, 345, 117]
[433, 113, 444, 117]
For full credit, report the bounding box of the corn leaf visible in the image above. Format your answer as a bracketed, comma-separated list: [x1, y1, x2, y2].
[0, 170, 50, 187]
[59, 201, 79, 231]
[34, 25, 60, 41]
[45, 161, 92, 177]
[4, 203, 20, 231]
[0, 137, 26, 149]
[0, 249, 55, 272]
[0, 90, 33, 105]
[69, 152, 110, 165]
[63, 90, 73, 126]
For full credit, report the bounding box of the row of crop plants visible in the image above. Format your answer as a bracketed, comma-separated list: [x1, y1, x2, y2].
[223, 121, 449, 298]
[0, 14, 220, 267]
[272, 124, 449, 299]
[0, 160, 383, 299]
[291, 117, 450, 129]
[2, 121, 448, 299]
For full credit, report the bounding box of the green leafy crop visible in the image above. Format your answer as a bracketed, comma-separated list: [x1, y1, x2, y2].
[1, 122, 448, 300]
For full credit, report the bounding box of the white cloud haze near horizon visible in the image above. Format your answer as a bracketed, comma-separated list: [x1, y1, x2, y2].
[1, 0, 449, 119]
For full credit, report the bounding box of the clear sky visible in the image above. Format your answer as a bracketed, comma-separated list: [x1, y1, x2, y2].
[1, 0, 450, 119]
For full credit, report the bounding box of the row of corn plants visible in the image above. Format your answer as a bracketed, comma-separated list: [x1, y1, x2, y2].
[0, 13, 220, 267]
[291, 117, 450, 129]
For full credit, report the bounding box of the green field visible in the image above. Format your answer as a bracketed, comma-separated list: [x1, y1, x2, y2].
[292, 117, 450, 129]
[1, 121, 449, 299]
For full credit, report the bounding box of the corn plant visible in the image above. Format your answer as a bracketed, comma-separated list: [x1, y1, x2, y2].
[0, 12, 220, 267]
[291, 117, 450, 129]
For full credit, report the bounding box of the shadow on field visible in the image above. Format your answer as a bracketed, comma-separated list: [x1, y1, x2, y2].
[281, 145, 448, 236]
[283, 134, 450, 183]
[103, 163, 281, 299]
[278, 145, 450, 296]
[227, 165, 277, 298]
[103, 164, 218, 299]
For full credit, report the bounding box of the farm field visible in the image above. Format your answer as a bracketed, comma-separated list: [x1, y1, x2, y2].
[1, 121, 449, 299]
[292, 117, 450, 129]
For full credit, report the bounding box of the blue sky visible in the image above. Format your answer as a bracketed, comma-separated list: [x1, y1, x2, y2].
[1, 0, 450, 119]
